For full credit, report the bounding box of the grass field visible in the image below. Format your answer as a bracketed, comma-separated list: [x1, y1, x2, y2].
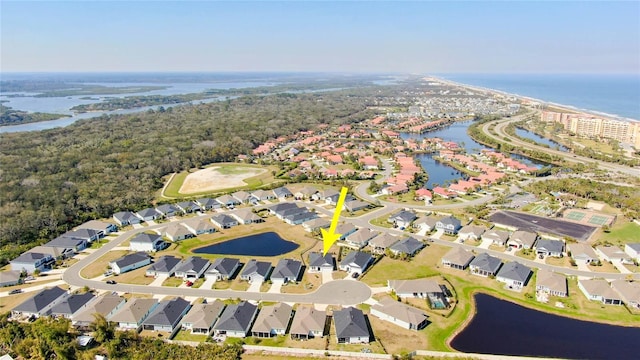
[361, 244, 448, 287]
[113, 266, 154, 285]
[598, 221, 640, 246]
[80, 250, 128, 279]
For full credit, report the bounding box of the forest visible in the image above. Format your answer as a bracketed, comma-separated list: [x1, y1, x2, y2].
[0, 86, 395, 265]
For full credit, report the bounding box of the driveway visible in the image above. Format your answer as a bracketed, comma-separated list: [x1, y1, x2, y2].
[267, 281, 283, 293]
[613, 262, 632, 274]
[247, 280, 263, 293]
[149, 274, 169, 287]
[478, 238, 493, 249]
[200, 277, 217, 290]
[321, 269, 333, 284]
[432, 229, 445, 240]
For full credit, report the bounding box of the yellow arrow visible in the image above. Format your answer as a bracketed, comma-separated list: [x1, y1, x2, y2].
[321, 187, 348, 256]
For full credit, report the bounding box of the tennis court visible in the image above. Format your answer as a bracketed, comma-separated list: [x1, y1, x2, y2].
[565, 211, 586, 221]
[588, 215, 609, 226]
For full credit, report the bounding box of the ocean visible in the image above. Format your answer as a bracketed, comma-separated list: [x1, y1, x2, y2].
[438, 73, 640, 121]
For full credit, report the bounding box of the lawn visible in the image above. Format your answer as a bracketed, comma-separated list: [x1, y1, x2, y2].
[162, 277, 184, 287]
[361, 244, 448, 287]
[599, 221, 640, 246]
[112, 266, 154, 285]
[80, 250, 128, 279]
[367, 311, 429, 355]
[172, 329, 208, 342]
[280, 272, 322, 294]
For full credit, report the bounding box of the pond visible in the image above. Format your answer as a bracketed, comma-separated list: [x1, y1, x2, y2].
[193, 231, 299, 256]
[451, 293, 640, 359]
[515, 128, 569, 151]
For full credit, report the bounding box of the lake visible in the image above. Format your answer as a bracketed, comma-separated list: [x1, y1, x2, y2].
[451, 293, 640, 359]
[193, 232, 299, 256]
[515, 128, 569, 151]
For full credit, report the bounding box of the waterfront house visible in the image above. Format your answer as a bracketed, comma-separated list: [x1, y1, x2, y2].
[210, 214, 238, 229]
[333, 307, 371, 344]
[142, 297, 191, 334]
[182, 300, 226, 335]
[164, 223, 194, 241]
[271, 259, 303, 283]
[536, 269, 568, 297]
[344, 228, 378, 249]
[435, 216, 462, 235]
[441, 247, 474, 270]
[469, 253, 503, 277]
[251, 303, 293, 338]
[49, 292, 96, 318]
[389, 237, 425, 257]
[496, 262, 532, 289]
[610, 280, 640, 309]
[507, 230, 537, 250]
[308, 252, 335, 272]
[174, 256, 210, 280]
[12, 286, 69, 319]
[72, 293, 126, 328]
[110, 298, 159, 331]
[481, 229, 510, 247]
[567, 243, 598, 264]
[182, 218, 216, 235]
[240, 260, 272, 283]
[212, 301, 258, 338]
[129, 233, 165, 252]
[205, 258, 242, 281]
[113, 211, 141, 226]
[535, 239, 565, 258]
[578, 279, 622, 305]
[388, 278, 446, 299]
[289, 305, 327, 339]
[145, 255, 183, 277]
[230, 208, 263, 225]
[302, 218, 331, 233]
[109, 252, 151, 274]
[370, 299, 428, 331]
[339, 251, 373, 274]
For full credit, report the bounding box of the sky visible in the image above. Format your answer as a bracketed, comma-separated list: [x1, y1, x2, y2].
[1, 1, 639, 74]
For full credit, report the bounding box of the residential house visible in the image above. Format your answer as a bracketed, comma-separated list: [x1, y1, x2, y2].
[251, 303, 293, 338]
[294, 186, 318, 200]
[174, 256, 211, 280]
[205, 258, 242, 281]
[283, 210, 317, 225]
[145, 255, 183, 277]
[212, 301, 259, 338]
[72, 293, 126, 328]
[0, 271, 22, 287]
[344, 228, 378, 249]
[496, 262, 532, 289]
[339, 251, 373, 274]
[302, 218, 331, 233]
[312, 189, 339, 202]
[535, 239, 565, 258]
[142, 297, 191, 334]
[568, 243, 599, 264]
[596, 246, 634, 264]
[12, 286, 69, 318]
[388, 279, 446, 300]
[62, 228, 100, 243]
[240, 260, 272, 283]
[507, 230, 537, 250]
[333, 307, 371, 344]
[49, 292, 96, 318]
[611, 280, 640, 309]
[370, 299, 428, 331]
[164, 223, 194, 241]
[441, 247, 474, 270]
[414, 216, 440, 233]
[308, 252, 334, 272]
[210, 214, 239, 229]
[335, 223, 358, 240]
[44, 236, 88, 252]
[624, 243, 640, 262]
[76, 220, 118, 237]
[415, 188, 433, 202]
[578, 279, 622, 305]
[29, 245, 74, 261]
[109, 252, 151, 275]
[136, 208, 160, 222]
[215, 195, 240, 208]
[110, 298, 159, 330]
[289, 305, 327, 339]
[182, 300, 226, 335]
[271, 259, 303, 283]
[251, 190, 275, 202]
[176, 201, 201, 214]
[388, 210, 417, 229]
[481, 229, 510, 247]
[436, 216, 462, 235]
[196, 198, 220, 210]
[113, 211, 141, 226]
[536, 269, 568, 297]
[232, 191, 253, 204]
[273, 186, 293, 200]
[129, 233, 165, 252]
[10, 252, 54, 274]
[156, 204, 180, 218]
[230, 209, 263, 225]
[268, 202, 302, 217]
[389, 237, 425, 257]
[368, 233, 399, 254]
[458, 225, 487, 241]
[181, 218, 216, 235]
[469, 253, 503, 277]
[326, 193, 354, 206]
[343, 199, 370, 212]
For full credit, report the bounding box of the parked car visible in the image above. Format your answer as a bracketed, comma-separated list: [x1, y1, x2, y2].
[9, 289, 23, 295]
[24, 276, 35, 281]
[106, 280, 117, 285]
[351, 272, 360, 279]
[185, 281, 194, 287]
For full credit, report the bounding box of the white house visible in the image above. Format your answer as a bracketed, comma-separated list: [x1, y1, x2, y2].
[109, 252, 151, 274]
[370, 299, 428, 330]
[129, 233, 165, 252]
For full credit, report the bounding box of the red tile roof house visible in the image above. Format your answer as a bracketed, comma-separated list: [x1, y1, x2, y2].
[433, 186, 458, 199]
[359, 156, 379, 170]
[415, 188, 433, 202]
[326, 155, 343, 165]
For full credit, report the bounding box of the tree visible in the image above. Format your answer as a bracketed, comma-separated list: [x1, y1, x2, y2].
[90, 314, 115, 344]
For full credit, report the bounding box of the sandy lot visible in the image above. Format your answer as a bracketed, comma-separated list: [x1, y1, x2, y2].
[179, 166, 267, 193]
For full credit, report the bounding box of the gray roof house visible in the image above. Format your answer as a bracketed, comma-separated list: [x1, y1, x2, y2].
[72, 293, 126, 328]
[62, 228, 100, 243]
[507, 230, 537, 250]
[182, 300, 226, 335]
[272, 186, 293, 199]
[109, 252, 151, 275]
[230, 208, 263, 225]
[441, 247, 474, 270]
[240, 260, 273, 283]
[176, 201, 201, 213]
[335, 223, 358, 240]
[312, 189, 339, 202]
[389, 237, 424, 257]
[129, 233, 165, 252]
[49, 292, 96, 318]
[271, 259, 303, 283]
[136, 208, 160, 222]
[458, 225, 487, 241]
[388, 210, 418, 229]
[289, 305, 327, 339]
[216, 195, 240, 208]
[232, 191, 253, 204]
[536, 269, 568, 297]
[496, 262, 532, 289]
[113, 211, 141, 226]
[284, 210, 317, 225]
[251, 303, 293, 338]
[436, 216, 462, 235]
[388, 279, 445, 299]
[0, 270, 22, 287]
[302, 218, 331, 233]
[156, 204, 180, 218]
[294, 186, 318, 199]
[308, 252, 335, 272]
[145, 255, 183, 277]
[142, 297, 191, 333]
[267, 202, 299, 215]
[212, 301, 259, 338]
[110, 298, 159, 330]
[578, 279, 622, 305]
[174, 256, 211, 280]
[10, 252, 54, 274]
[568, 243, 598, 264]
[414, 216, 440, 232]
[370, 299, 428, 331]
[205, 258, 242, 281]
[469, 253, 503, 277]
[29, 245, 74, 260]
[196, 198, 220, 210]
[181, 218, 216, 235]
[210, 214, 239, 229]
[12, 286, 69, 318]
[344, 199, 370, 212]
[273, 204, 306, 220]
[345, 228, 378, 249]
[481, 229, 510, 246]
[339, 251, 373, 274]
[624, 243, 640, 262]
[251, 189, 276, 201]
[369, 233, 400, 254]
[164, 223, 194, 242]
[333, 307, 371, 344]
[44, 236, 88, 252]
[75, 220, 118, 237]
[535, 239, 565, 257]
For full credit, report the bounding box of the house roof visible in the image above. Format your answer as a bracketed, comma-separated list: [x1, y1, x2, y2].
[482, 229, 510, 242]
[388, 279, 443, 294]
[271, 259, 303, 280]
[241, 260, 272, 278]
[49, 292, 96, 316]
[0, 270, 21, 283]
[11, 252, 51, 264]
[216, 195, 238, 205]
[389, 237, 424, 255]
[208, 258, 241, 277]
[268, 202, 299, 213]
[289, 305, 326, 336]
[110, 298, 158, 324]
[113, 211, 138, 222]
[165, 223, 192, 239]
[29, 245, 71, 259]
[213, 301, 257, 332]
[442, 247, 475, 266]
[511, 230, 537, 247]
[273, 186, 293, 198]
[333, 307, 369, 339]
[156, 204, 179, 214]
[340, 251, 372, 269]
[63, 228, 99, 240]
[130, 233, 162, 245]
[13, 286, 67, 314]
[181, 218, 215, 232]
[137, 208, 159, 218]
[148, 256, 183, 273]
[469, 253, 503, 273]
[111, 252, 150, 269]
[308, 252, 334, 267]
[369, 233, 399, 249]
[72, 293, 125, 324]
[610, 280, 640, 304]
[568, 243, 598, 259]
[596, 245, 631, 260]
[303, 218, 331, 229]
[143, 297, 191, 327]
[251, 303, 293, 333]
[211, 214, 236, 225]
[536, 269, 567, 294]
[251, 189, 272, 199]
[536, 239, 564, 253]
[335, 223, 357, 236]
[232, 191, 252, 202]
[414, 216, 440, 228]
[344, 199, 369, 211]
[45, 236, 86, 249]
[196, 198, 218, 207]
[346, 228, 378, 245]
[579, 279, 621, 300]
[296, 186, 318, 196]
[459, 225, 487, 237]
[176, 201, 199, 210]
[372, 298, 428, 326]
[388, 210, 417, 223]
[76, 220, 115, 232]
[497, 262, 532, 283]
[438, 216, 462, 228]
[284, 211, 316, 223]
[182, 301, 225, 330]
[231, 208, 262, 222]
[175, 256, 210, 274]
